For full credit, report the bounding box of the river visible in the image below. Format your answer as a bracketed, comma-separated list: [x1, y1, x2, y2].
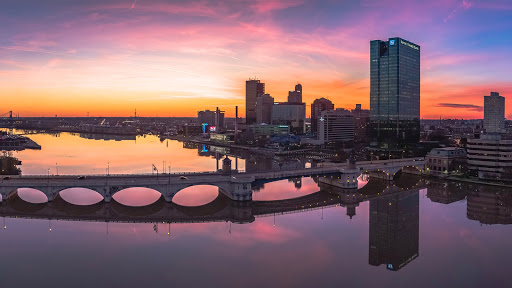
[0, 131, 510, 288]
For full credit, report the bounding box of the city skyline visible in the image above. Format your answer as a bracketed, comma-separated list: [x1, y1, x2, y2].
[1, 0, 511, 118]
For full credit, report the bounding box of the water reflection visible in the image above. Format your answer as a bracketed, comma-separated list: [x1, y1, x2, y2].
[59, 188, 103, 205]
[17, 188, 48, 204]
[2, 131, 512, 287]
[112, 188, 161, 207]
[172, 185, 219, 206]
[369, 191, 419, 271]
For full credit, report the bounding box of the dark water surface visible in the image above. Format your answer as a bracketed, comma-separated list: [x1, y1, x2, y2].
[0, 132, 511, 287]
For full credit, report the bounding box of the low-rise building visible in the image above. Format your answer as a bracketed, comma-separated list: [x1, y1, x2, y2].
[426, 147, 466, 177]
[209, 133, 235, 144]
[249, 124, 290, 136]
[317, 109, 354, 144]
[467, 134, 512, 180]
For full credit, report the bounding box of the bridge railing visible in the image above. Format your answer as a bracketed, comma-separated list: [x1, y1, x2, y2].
[8, 171, 221, 179]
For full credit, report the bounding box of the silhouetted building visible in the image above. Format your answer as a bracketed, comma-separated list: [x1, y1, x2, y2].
[369, 191, 419, 271]
[198, 109, 225, 130]
[484, 91, 505, 134]
[317, 108, 354, 144]
[272, 102, 306, 134]
[246, 79, 265, 124]
[311, 98, 334, 133]
[352, 104, 370, 143]
[288, 84, 302, 103]
[256, 93, 274, 124]
[183, 124, 202, 136]
[370, 37, 420, 149]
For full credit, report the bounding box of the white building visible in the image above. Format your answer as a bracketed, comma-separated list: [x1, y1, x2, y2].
[484, 91, 505, 134]
[317, 109, 354, 144]
[467, 134, 512, 180]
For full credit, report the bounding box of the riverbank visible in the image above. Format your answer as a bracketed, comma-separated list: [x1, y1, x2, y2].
[443, 176, 512, 188]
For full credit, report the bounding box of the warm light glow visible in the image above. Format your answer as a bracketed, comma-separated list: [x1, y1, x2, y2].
[0, 1, 510, 118]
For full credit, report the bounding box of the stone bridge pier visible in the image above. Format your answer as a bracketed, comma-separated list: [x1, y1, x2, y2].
[317, 169, 360, 189]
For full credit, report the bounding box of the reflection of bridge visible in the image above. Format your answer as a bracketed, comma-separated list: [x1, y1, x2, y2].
[0, 158, 424, 203]
[0, 176, 425, 224]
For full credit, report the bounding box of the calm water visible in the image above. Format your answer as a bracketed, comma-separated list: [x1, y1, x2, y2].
[1, 132, 511, 288]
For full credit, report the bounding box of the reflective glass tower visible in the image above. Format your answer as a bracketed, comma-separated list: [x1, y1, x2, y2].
[370, 37, 420, 149]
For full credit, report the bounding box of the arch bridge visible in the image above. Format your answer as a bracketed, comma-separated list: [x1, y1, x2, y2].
[0, 158, 424, 203]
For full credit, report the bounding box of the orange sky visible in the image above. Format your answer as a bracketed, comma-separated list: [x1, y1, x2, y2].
[1, 0, 511, 119]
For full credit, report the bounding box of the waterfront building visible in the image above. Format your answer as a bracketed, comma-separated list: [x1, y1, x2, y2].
[311, 98, 334, 133]
[246, 79, 265, 124]
[369, 191, 419, 271]
[272, 102, 306, 133]
[182, 124, 203, 136]
[288, 84, 302, 103]
[209, 133, 235, 144]
[467, 134, 512, 180]
[351, 104, 370, 143]
[370, 37, 420, 149]
[426, 147, 466, 177]
[198, 109, 225, 130]
[249, 124, 290, 136]
[317, 108, 354, 144]
[484, 91, 505, 134]
[255, 93, 274, 124]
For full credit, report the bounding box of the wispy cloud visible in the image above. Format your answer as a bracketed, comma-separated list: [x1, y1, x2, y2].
[436, 103, 483, 111]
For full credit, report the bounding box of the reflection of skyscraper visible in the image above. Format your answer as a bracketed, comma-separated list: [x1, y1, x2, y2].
[369, 191, 419, 271]
[370, 37, 420, 149]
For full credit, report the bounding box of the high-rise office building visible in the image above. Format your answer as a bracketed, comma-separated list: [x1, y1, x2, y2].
[369, 191, 419, 271]
[256, 93, 274, 124]
[288, 84, 302, 103]
[246, 79, 265, 124]
[484, 91, 505, 134]
[311, 98, 334, 133]
[370, 37, 420, 149]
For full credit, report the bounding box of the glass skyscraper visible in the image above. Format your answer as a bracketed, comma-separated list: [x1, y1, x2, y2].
[370, 37, 420, 149]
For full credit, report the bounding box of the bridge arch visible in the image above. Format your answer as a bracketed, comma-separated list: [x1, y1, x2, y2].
[57, 187, 104, 206]
[111, 187, 162, 207]
[15, 188, 49, 204]
[172, 185, 220, 207]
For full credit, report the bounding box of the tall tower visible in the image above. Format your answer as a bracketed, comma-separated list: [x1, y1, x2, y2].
[246, 79, 265, 124]
[484, 91, 505, 134]
[370, 37, 420, 149]
[288, 83, 303, 103]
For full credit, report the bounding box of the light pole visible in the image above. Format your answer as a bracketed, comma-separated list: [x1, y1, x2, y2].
[56, 163, 58, 176]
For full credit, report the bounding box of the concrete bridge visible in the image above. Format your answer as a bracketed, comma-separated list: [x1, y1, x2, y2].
[0, 176, 426, 224]
[0, 158, 424, 203]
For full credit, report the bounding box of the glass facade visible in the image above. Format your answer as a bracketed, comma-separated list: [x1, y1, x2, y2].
[370, 38, 420, 149]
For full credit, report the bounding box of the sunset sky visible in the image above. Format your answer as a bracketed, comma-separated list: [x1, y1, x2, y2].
[1, 0, 511, 118]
